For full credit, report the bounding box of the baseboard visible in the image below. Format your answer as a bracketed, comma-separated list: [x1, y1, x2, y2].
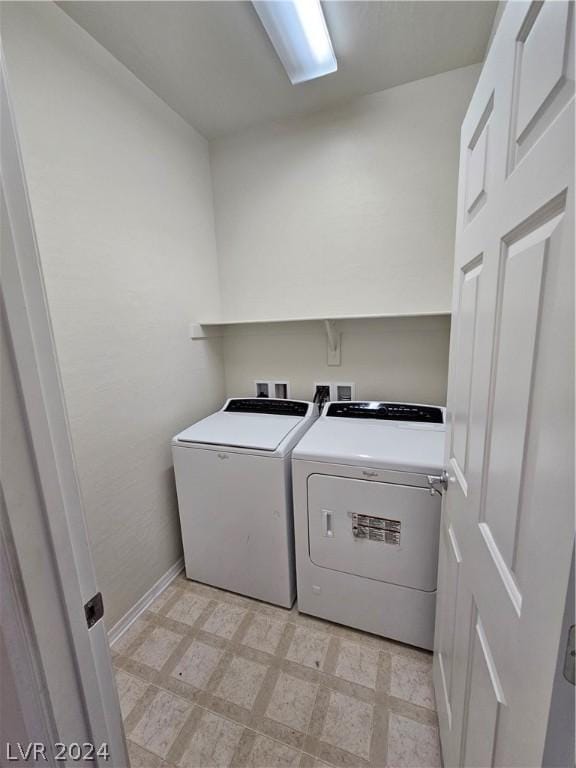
[107, 558, 184, 647]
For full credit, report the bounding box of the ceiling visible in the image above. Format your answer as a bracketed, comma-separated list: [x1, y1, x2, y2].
[59, 1, 497, 140]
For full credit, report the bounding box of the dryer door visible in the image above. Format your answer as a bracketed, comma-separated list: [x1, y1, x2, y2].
[308, 474, 440, 591]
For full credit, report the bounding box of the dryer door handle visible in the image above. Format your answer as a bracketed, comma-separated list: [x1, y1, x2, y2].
[321, 510, 334, 538]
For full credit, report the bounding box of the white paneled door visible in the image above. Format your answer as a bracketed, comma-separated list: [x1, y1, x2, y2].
[433, 2, 574, 767]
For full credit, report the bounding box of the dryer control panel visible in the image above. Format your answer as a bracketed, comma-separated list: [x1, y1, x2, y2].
[325, 402, 444, 423]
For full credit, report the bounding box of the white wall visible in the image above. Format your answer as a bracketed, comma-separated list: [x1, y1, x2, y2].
[223, 315, 451, 406]
[2, 2, 225, 627]
[210, 64, 480, 323]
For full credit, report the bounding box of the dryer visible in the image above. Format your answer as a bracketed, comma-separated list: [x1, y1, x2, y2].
[292, 401, 446, 649]
[172, 398, 317, 607]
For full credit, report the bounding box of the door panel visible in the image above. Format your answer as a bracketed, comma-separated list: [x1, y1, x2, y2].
[510, 2, 574, 167]
[451, 256, 483, 491]
[516, 2, 570, 137]
[435, 523, 462, 728]
[462, 614, 505, 768]
[434, 2, 574, 766]
[465, 96, 493, 222]
[483, 211, 564, 577]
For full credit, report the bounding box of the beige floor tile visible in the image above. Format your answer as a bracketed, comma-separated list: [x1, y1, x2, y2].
[116, 583, 441, 768]
[131, 627, 182, 670]
[257, 603, 293, 622]
[178, 710, 243, 767]
[285, 626, 330, 670]
[242, 614, 285, 654]
[246, 734, 301, 767]
[127, 740, 162, 768]
[148, 585, 179, 614]
[333, 641, 379, 690]
[171, 640, 223, 689]
[113, 617, 149, 654]
[215, 655, 269, 709]
[265, 672, 317, 732]
[184, 579, 250, 607]
[130, 689, 191, 757]
[387, 713, 441, 767]
[320, 690, 373, 760]
[167, 593, 210, 627]
[390, 656, 435, 710]
[115, 669, 149, 718]
[202, 602, 246, 639]
[299, 756, 331, 768]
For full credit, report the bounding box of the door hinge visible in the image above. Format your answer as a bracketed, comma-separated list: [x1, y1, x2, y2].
[84, 592, 104, 629]
[427, 471, 449, 495]
[564, 625, 575, 685]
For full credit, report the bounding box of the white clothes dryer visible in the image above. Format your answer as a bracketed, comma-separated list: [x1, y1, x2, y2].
[292, 401, 446, 649]
[172, 398, 317, 607]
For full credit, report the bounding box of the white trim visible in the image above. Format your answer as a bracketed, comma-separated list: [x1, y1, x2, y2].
[108, 558, 184, 647]
[0, 493, 56, 754]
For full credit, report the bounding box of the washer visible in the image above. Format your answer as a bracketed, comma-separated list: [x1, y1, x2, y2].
[172, 398, 317, 607]
[292, 401, 446, 649]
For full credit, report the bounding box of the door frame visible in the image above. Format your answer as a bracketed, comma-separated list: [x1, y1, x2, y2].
[1, 49, 127, 765]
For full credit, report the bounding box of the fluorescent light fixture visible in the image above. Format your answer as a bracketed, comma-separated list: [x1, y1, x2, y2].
[252, 0, 337, 84]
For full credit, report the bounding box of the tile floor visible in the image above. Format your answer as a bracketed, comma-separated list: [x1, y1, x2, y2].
[112, 574, 441, 768]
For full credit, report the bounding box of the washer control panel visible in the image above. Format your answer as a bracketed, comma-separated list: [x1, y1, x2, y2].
[225, 398, 309, 417]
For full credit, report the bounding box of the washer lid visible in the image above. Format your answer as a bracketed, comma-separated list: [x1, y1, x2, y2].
[174, 411, 304, 452]
[293, 413, 446, 473]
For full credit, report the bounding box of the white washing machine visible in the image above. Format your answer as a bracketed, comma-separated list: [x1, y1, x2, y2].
[172, 398, 317, 607]
[292, 401, 446, 649]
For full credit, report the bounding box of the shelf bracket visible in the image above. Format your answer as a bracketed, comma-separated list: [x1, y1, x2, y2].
[324, 320, 341, 366]
[189, 323, 223, 340]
